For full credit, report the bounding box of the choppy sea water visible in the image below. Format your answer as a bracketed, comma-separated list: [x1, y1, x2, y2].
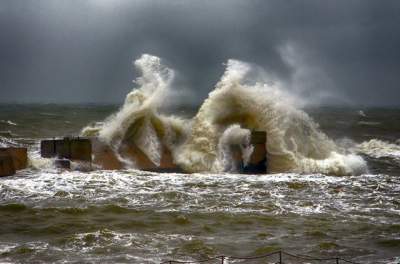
[0, 105, 400, 263]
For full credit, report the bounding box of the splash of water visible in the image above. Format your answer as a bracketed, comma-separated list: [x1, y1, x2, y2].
[82, 54, 368, 175]
[215, 124, 254, 172]
[82, 54, 189, 166]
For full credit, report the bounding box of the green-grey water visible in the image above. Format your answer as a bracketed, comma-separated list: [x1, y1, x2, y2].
[0, 104, 399, 263]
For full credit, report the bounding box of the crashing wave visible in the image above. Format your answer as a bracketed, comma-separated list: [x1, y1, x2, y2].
[82, 54, 367, 176]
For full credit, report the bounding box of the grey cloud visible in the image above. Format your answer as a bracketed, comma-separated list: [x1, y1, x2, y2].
[0, 0, 399, 106]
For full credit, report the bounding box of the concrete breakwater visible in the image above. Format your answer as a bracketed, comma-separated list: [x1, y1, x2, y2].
[39, 131, 267, 174]
[0, 147, 28, 177]
[40, 137, 92, 169]
[40, 137, 92, 161]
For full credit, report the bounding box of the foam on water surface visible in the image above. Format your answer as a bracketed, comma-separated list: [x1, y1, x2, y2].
[1, 169, 398, 219]
[0, 169, 399, 263]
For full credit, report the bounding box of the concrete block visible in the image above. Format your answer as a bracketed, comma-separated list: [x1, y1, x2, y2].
[54, 139, 72, 159]
[40, 140, 56, 158]
[40, 137, 92, 162]
[0, 147, 28, 170]
[0, 156, 15, 177]
[70, 138, 91, 161]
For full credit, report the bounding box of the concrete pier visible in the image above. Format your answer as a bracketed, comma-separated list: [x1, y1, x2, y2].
[41, 137, 92, 170]
[42, 132, 266, 174]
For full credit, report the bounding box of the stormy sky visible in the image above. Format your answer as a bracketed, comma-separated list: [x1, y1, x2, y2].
[0, 0, 399, 106]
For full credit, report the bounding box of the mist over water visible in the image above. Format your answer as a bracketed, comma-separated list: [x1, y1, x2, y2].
[0, 55, 400, 263]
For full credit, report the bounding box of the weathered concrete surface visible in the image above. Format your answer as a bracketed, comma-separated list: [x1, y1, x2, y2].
[0, 147, 28, 171]
[41, 138, 92, 161]
[70, 139, 92, 161]
[0, 155, 15, 177]
[40, 140, 55, 158]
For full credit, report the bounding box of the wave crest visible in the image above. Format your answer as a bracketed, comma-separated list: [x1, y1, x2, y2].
[82, 54, 367, 176]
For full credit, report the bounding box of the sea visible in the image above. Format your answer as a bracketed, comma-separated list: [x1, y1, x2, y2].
[0, 104, 399, 264]
[0, 55, 399, 264]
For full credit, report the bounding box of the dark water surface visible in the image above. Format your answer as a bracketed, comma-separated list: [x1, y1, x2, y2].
[0, 104, 399, 263]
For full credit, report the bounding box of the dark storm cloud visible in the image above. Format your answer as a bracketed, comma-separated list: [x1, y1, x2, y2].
[0, 0, 399, 105]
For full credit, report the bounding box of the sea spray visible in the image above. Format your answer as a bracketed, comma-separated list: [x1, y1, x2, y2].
[175, 59, 367, 175]
[216, 124, 254, 172]
[82, 54, 368, 175]
[82, 54, 189, 167]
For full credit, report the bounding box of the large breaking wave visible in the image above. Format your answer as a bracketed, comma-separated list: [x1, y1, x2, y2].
[82, 54, 367, 176]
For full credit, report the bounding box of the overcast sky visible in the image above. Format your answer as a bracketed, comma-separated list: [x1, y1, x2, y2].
[0, 0, 399, 106]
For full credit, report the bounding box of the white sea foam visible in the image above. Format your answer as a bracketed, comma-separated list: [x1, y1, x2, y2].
[358, 110, 367, 117]
[0, 120, 17, 126]
[357, 121, 381, 126]
[1, 168, 398, 221]
[0, 136, 19, 147]
[357, 139, 400, 159]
